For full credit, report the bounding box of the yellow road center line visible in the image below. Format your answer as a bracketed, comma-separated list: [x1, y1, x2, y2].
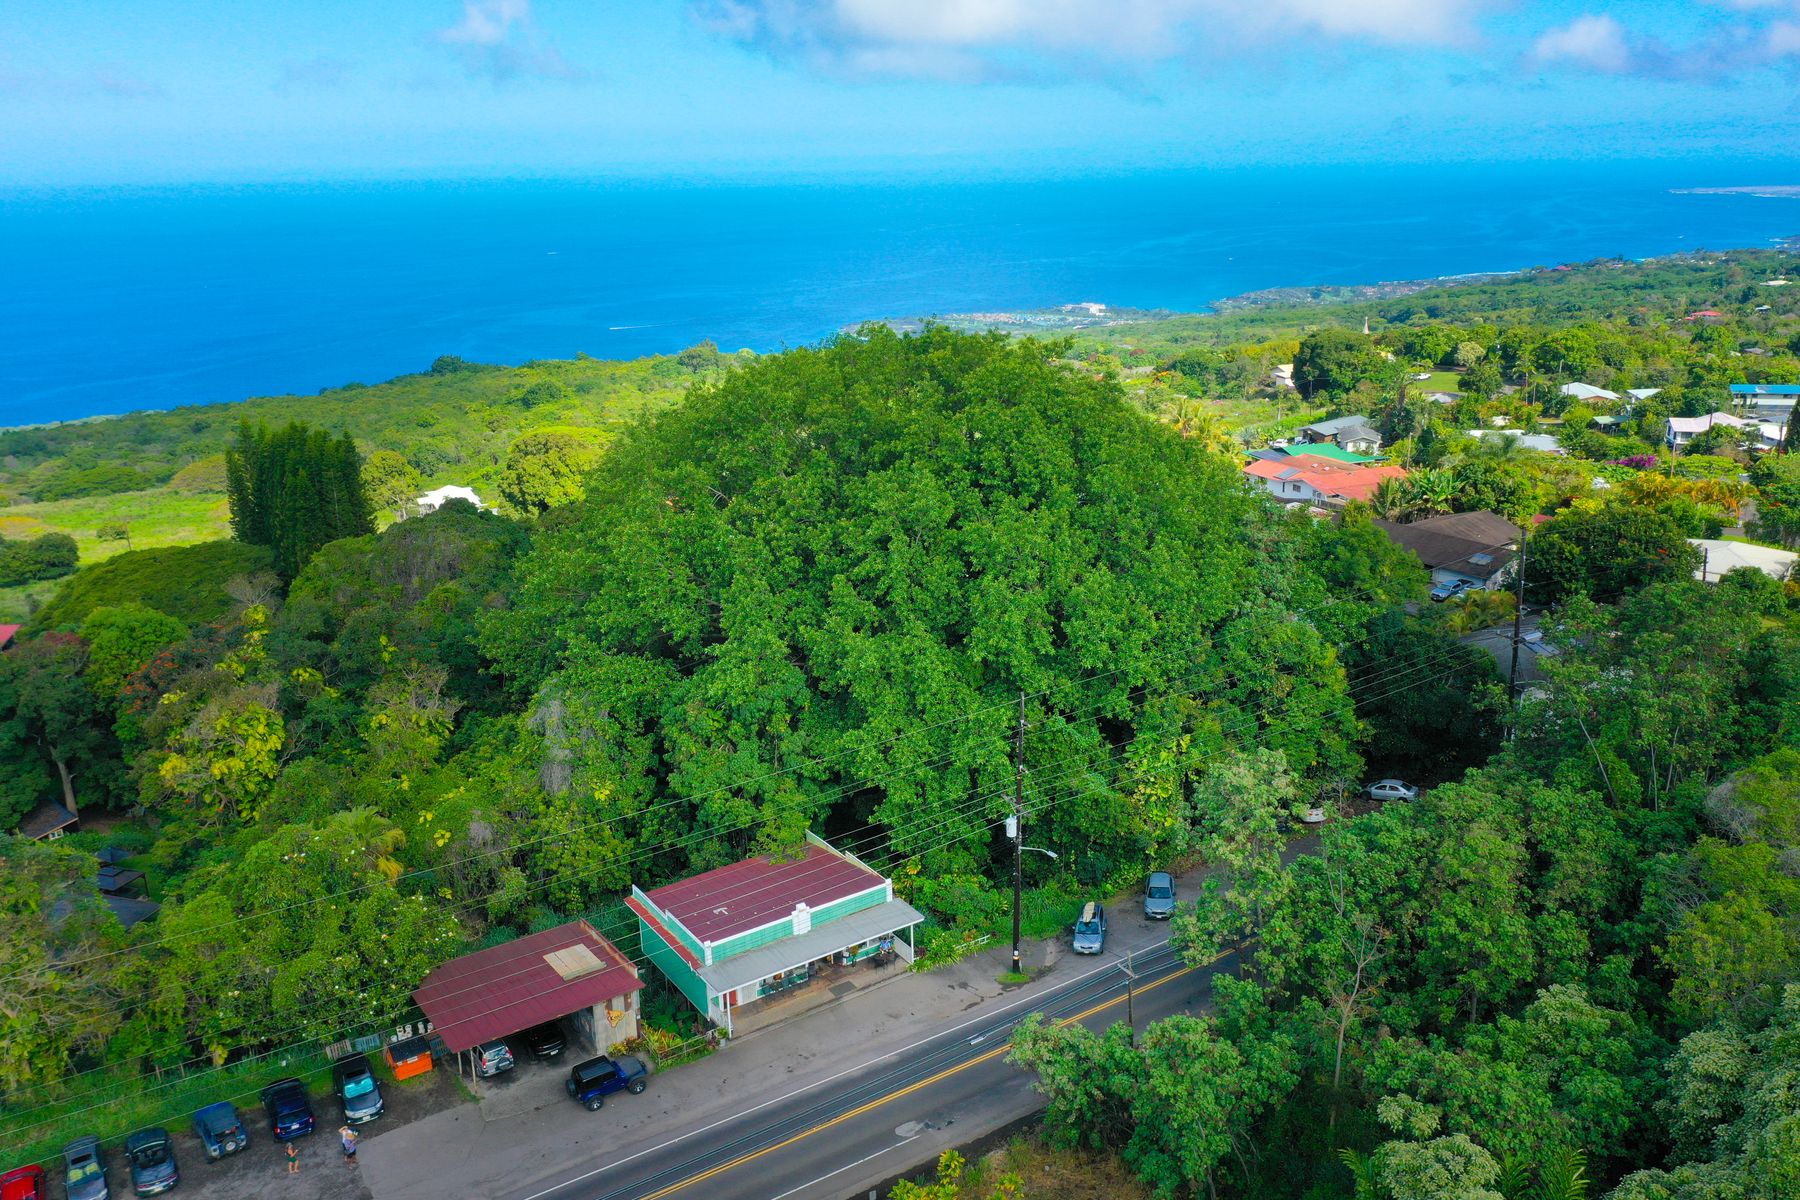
[638, 954, 1216, 1200]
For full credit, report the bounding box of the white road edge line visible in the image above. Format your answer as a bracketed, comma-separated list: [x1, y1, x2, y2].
[767, 1137, 917, 1200]
[513, 934, 1175, 1200]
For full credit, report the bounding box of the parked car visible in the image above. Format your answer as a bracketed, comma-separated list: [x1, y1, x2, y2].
[123, 1129, 178, 1197]
[564, 1055, 649, 1111]
[191, 1103, 249, 1161]
[1071, 902, 1107, 954]
[475, 1040, 515, 1077]
[0, 1165, 47, 1200]
[1430, 578, 1474, 602]
[1367, 778, 1420, 802]
[1301, 804, 1328, 824]
[522, 1022, 566, 1060]
[61, 1138, 109, 1200]
[259, 1078, 316, 1142]
[332, 1053, 384, 1125]
[1143, 871, 1177, 919]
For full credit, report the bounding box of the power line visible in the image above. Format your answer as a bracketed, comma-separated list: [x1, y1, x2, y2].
[3, 639, 1481, 1128]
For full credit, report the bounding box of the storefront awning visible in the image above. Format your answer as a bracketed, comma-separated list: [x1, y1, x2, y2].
[695, 898, 924, 996]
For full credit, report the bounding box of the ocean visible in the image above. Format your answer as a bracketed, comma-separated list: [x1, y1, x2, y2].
[4, 162, 1797, 426]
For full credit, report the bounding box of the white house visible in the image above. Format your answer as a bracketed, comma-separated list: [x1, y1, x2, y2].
[1691, 539, 1798, 584]
[1466, 429, 1562, 455]
[1666, 413, 1786, 452]
[1559, 383, 1620, 403]
[414, 485, 485, 514]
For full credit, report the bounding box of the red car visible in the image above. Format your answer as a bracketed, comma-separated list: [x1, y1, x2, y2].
[0, 1166, 47, 1200]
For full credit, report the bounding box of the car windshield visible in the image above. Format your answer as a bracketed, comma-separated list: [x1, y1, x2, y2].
[1148, 885, 1173, 899]
[344, 1075, 375, 1097]
[132, 1144, 169, 1167]
[1075, 919, 1101, 934]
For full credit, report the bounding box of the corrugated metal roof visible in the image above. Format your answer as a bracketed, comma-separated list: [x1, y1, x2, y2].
[695, 899, 925, 994]
[412, 919, 640, 1053]
[643, 843, 884, 945]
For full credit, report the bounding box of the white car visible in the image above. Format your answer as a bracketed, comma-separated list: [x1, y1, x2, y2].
[1301, 805, 1328, 824]
[1367, 779, 1419, 802]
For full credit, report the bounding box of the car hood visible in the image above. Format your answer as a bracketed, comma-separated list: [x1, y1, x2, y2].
[1072, 932, 1103, 950]
[343, 1090, 382, 1114]
[131, 1160, 177, 1184]
[1144, 897, 1176, 914]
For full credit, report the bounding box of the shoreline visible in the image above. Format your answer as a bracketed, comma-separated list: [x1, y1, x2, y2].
[8, 241, 1797, 435]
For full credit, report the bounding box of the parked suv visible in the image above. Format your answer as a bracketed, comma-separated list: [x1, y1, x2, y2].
[259, 1078, 316, 1141]
[1071, 902, 1107, 954]
[475, 1040, 515, 1077]
[61, 1138, 109, 1200]
[1430, 578, 1474, 602]
[332, 1053, 384, 1125]
[522, 1022, 566, 1061]
[1143, 871, 1177, 919]
[123, 1129, 178, 1197]
[564, 1055, 649, 1111]
[191, 1102, 249, 1161]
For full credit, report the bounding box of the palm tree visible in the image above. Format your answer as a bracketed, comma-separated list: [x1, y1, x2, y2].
[1532, 1146, 1589, 1200]
[1442, 588, 1517, 634]
[1467, 431, 1528, 463]
[1370, 477, 1415, 521]
[1335, 1148, 1379, 1200]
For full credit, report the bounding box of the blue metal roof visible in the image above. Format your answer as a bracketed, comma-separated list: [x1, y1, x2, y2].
[1731, 384, 1800, 396]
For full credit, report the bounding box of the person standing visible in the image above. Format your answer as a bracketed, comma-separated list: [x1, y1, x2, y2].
[285, 1142, 300, 1175]
[339, 1126, 358, 1168]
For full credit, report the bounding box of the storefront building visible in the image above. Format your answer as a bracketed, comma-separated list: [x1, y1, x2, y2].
[626, 834, 924, 1034]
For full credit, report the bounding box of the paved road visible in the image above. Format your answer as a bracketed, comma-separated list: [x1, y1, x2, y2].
[500, 936, 1235, 1200]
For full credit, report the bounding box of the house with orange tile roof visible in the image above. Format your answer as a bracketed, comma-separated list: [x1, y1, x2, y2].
[1242, 454, 1407, 509]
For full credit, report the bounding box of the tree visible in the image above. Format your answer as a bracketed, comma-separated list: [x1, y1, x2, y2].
[1174, 748, 1297, 961]
[483, 329, 1355, 879]
[1526, 502, 1701, 604]
[78, 604, 187, 698]
[0, 533, 79, 586]
[1375, 1136, 1504, 1200]
[224, 420, 373, 581]
[0, 839, 122, 1091]
[96, 522, 132, 550]
[1345, 612, 1502, 772]
[676, 340, 722, 374]
[0, 633, 121, 816]
[1295, 328, 1383, 400]
[495, 427, 606, 514]
[362, 449, 422, 522]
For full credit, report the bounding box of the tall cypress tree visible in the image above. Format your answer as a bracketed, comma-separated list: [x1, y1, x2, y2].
[224, 420, 375, 582]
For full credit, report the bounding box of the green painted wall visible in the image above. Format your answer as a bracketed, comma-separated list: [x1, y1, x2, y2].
[709, 884, 889, 962]
[639, 917, 710, 1014]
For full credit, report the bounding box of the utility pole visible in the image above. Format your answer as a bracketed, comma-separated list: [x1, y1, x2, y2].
[1011, 691, 1026, 978]
[1508, 521, 1529, 704]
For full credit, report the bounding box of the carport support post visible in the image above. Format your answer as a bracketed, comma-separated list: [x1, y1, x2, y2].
[1011, 691, 1026, 978]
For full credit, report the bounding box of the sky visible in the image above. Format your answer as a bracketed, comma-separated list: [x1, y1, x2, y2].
[4, 1, 1800, 185]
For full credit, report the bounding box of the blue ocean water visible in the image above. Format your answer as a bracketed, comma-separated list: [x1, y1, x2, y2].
[3, 163, 1798, 426]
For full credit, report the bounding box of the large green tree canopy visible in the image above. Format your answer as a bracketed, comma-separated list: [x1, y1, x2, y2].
[483, 328, 1358, 881]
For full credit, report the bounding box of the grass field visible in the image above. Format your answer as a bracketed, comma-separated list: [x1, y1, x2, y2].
[1413, 369, 1464, 394]
[0, 488, 230, 622]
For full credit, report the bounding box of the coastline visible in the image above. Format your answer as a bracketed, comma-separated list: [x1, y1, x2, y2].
[8, 239, 1798, 435]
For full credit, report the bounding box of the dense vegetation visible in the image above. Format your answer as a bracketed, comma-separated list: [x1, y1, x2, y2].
[6, 249, 1800, 1188]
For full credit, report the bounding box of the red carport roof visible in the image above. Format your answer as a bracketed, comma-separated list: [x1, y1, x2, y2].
[412, 919, 640, 1053]
[642, 843, 885, 944]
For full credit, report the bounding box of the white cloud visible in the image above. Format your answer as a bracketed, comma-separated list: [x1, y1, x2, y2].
[435, 0, 585, 81]
[696, 0, 1497, 80]
[1530, 14, 1631, 73]
[440, 0, 532, 47]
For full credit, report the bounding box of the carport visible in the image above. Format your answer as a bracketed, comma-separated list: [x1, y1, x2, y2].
[412, 919, 643, 1075]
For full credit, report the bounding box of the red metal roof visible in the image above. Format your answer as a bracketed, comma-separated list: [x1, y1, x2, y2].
[642, 843, 884, 944]
[1242, 455, 1407, 503]
[0, 624, 19, 650]
[411, 919, 640, 1053]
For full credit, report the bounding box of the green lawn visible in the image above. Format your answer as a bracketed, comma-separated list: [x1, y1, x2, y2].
[1413, 369, 1464, 394]
[0, 489, 231, 622]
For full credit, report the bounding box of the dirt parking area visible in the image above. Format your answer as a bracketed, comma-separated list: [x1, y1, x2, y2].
[92, 1067, 468, 1200]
